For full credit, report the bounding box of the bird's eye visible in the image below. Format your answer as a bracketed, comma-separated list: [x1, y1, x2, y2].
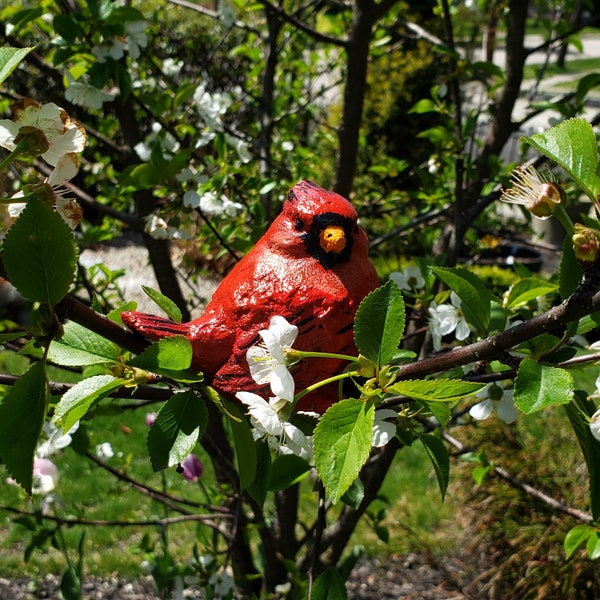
[294, 218, 305, 231]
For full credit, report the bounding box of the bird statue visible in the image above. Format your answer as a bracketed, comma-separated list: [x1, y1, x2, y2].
[121, 180, 380, 413]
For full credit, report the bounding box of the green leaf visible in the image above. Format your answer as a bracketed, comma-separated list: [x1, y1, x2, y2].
[147, 390, 208, 471]
[2, 197, 77, 305]
[564, 392, 600, 520]
[419, 433, 450, 500]
[514, 359, 573, 414]
[387, 378, 485, 402]
[587, 531, 600, 560]
[430, 266, 495, 335]
[53, 374, 124, 432]
[226, 401, 257, 492]
[142, 286, 182, 323]
[269, 454, 312, 491]
[312, 567, 347, 600]
[48, 321, 121, 366]
[314, 399, 374, 504]
[0, 361, 47, 493]
[564, 524, 594, 559]
[0, 47, 34, 85]
[559, 233, 583, 300]
[523, 118, 600, 201]
[354, 281, 405, 368]
[409, 98, 438, 114]
[133, 336, 192, 371]
[504, 278, 557, 311]
[246, 439, 271, 506]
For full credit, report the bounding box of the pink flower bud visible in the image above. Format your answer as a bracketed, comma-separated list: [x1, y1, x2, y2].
[180, 453, 203, 482]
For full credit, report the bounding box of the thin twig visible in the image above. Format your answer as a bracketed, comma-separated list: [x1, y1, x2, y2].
[0, 505, 231, 529]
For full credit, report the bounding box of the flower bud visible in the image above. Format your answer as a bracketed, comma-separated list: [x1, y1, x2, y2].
[572, 224, 600, 269]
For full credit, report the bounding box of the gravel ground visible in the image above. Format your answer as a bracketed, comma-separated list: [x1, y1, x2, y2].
[0, 554, 467, 599]
[78, 233, 220, 317]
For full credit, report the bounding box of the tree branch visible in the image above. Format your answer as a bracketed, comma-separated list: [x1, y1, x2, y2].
[399, 286, 600, 380]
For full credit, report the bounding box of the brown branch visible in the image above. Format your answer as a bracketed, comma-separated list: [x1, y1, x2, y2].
[399, 287, 600, 380]
[55, 295, 149, 356]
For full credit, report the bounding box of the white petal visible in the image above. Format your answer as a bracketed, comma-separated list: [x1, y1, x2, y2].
[496, 399, 518, 424]
[48, 153, 79, 186]
[454, 318, 470, 341]
[590, 409, 600, 441]
[0, 120, 19, 150]
[236, 391, 283, 436]
[470, 399, 493, 421]
[268, 315, 298, 349]
[269, 364, 295, 401]
[246, 346, 276, 384]
[282, 422, 312, 459]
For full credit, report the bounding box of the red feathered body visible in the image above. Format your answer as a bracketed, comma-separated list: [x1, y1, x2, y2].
[122, 180, 379, 413]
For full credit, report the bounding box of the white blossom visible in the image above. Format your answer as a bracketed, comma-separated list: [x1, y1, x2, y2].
[246, 316, 298, 401]
[91, 38, 126, 62]
[428, 291, 470, 351]
[236, 391, 312, 459]
[124, 21, 148, 60]
[65, 80, 116, 110]
[469, 383, 517, 424]
[37, 420, 79, 458]
[95, 442, 114, 459]
[0, 98, 86, 166]
[389, 265, 425, 291]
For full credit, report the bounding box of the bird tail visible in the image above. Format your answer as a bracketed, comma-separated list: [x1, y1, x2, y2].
[121, 311, 191, 341]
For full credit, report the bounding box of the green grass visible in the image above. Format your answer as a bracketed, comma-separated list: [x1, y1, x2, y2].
[523, 57, 600, 82]
[0, 405, 211, 578]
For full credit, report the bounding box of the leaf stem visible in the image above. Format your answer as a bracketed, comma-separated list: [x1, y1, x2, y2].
[293, 370, 360, 404]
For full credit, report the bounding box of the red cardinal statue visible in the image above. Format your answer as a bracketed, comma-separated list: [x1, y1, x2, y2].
[121, 180, 379, 413]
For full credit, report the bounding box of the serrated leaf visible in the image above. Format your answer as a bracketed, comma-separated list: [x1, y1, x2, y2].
[514, 359, 573, 414]
[53, 374, 124, 432]
[147, 390, 208, 471]
[0, 361, 47, 493]
[430, 266, 495, 335]
[314, 399, 374, 504]
[504, 278, 557, 311]
[387, 378, 485, 402]
[419, 433, 450, 500]
[564, 392, 600, 520]
[354, 281, 405, 368]
[524, 118, 600, 201]
[312, 567, 347, 600]
[564, 524, 594, 559]
[48, 321, 121, 366]
[2, 197, 77, 305]
[142, 286, 182, 323]
[268, 454, 312, 491]
[0, 47, 34, 85]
